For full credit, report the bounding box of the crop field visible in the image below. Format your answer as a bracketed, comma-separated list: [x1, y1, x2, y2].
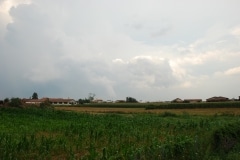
[1, 107, 240, 159]
[54, 101, 240, 115]
[55, 106, 240, 115]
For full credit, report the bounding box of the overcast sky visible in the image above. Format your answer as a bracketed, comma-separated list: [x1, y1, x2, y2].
[0, 0, 240, 101]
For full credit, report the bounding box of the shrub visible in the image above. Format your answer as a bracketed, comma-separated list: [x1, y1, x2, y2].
[9, 98, 22, 107]
[212, 122, 240, 153]
[40, 100, 53, 109]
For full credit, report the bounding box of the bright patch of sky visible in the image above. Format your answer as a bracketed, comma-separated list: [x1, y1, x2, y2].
[0, 0, 240, 101]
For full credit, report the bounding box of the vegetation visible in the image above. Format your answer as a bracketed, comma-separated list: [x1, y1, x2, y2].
[1, 107, 240, 159]
[88, 93, 96, 102]
[76, 102, 146, 108]
[32, 92, 38, 99]
[39, 99, 53, 109]
[3, 98, 9, 104]
[126, 97, 138, 103]
[145, 101, 240, 109]
[68, 101, 240, 109]
[9, 97, 22, 107]
[78, 98, 91, 104]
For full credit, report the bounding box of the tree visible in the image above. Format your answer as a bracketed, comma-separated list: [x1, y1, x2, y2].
[4, 98, 9, 104]
[126, 97, 138, 103]
[78, 98, 90, 104]
[32, 92, 38, 99]
[88, 93, 96, 102]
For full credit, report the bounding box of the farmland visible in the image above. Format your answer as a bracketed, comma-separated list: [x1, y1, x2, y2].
[1, 106, 240, 159]
[55, 106, 240, 115]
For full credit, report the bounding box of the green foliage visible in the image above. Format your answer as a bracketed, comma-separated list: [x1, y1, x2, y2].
[212, 122, 240, 153]
[78, 98, 90, 104]
[145, 101, 240, 109]
[161, 111, 177, 117]
[126, 97, 138, 103]
[40, 99, 53, 109]
[0, 107, 240, 159]
[9, 97, 22, 107]
[3, 98, 9, 104]
[78, 103, 146, 108]
[74, 101, 240, 109]
[32, 92, 38, 99]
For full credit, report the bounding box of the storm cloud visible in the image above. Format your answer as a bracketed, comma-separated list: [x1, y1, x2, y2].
[1, 0, 240, 101]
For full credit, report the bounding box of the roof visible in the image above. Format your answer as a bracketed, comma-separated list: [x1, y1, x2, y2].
[206, 96, 229, 102]
[22, 99, 46, 103]
[48, 98, 75, 103]
[23, 98, 75, 103]
[184, 99, 202, 101]
[207, 96, 228, 99]
[172, 98, 183, 102]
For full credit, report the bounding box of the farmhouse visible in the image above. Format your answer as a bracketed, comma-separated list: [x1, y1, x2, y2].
[115, 100, 126, 103]
[206, 96, 229, 102]
[48, 98, 76, 105]
[23, 98, 76, 105]
[22, 98, 46, 104]
[171, 98, 183, 103]
[183, 99, 202, 103]
[92, 99, 103, 103]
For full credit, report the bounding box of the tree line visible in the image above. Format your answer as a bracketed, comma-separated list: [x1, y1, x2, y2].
[0, 92, 138, 107]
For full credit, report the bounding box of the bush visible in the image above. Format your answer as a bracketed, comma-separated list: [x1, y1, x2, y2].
[212, 122, 240, 153]
[9, 98, 22, 107]
[40, 100, 53, 109]
[4, 98, 9, 104]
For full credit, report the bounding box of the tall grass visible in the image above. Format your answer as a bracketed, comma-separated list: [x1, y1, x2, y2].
[0, 107, 240, 159]
[56, 101, 240, 109]
[146, 101, 240, 109]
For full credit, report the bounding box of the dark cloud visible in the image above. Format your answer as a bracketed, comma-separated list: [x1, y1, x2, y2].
[0, 0, 240, 101]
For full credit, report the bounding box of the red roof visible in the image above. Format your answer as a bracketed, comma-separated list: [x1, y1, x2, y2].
[48, 98, 75, 103]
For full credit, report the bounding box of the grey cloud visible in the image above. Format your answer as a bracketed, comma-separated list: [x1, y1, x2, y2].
[150, 27, 172, 38]
[112, 57, 178, 89]
[1, 0, 240, 101]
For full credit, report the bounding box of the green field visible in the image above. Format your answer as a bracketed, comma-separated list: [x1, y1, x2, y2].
[1, 107, 240, 159]
[74, 101, 240, 109]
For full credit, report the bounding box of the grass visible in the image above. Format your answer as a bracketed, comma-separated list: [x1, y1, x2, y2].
[66, 101, 240, 109]
[55, 106, 240, 115]
[1, 106, 240, 159]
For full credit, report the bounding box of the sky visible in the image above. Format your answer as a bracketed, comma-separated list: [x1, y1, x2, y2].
[0, 0, 240, 101]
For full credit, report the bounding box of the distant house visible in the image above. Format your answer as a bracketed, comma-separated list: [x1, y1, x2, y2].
[115, 100, 126, 103]
[22, 98, 46, 104]
[48, 98, 76, 105]
[106, 100, 113, 103]
[92, 99, 103, 103]
[23, 98, 76, 105]
[206, 96, 229, 102]
[171, 98, 183, 103]
[183, 99, 202, 103]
